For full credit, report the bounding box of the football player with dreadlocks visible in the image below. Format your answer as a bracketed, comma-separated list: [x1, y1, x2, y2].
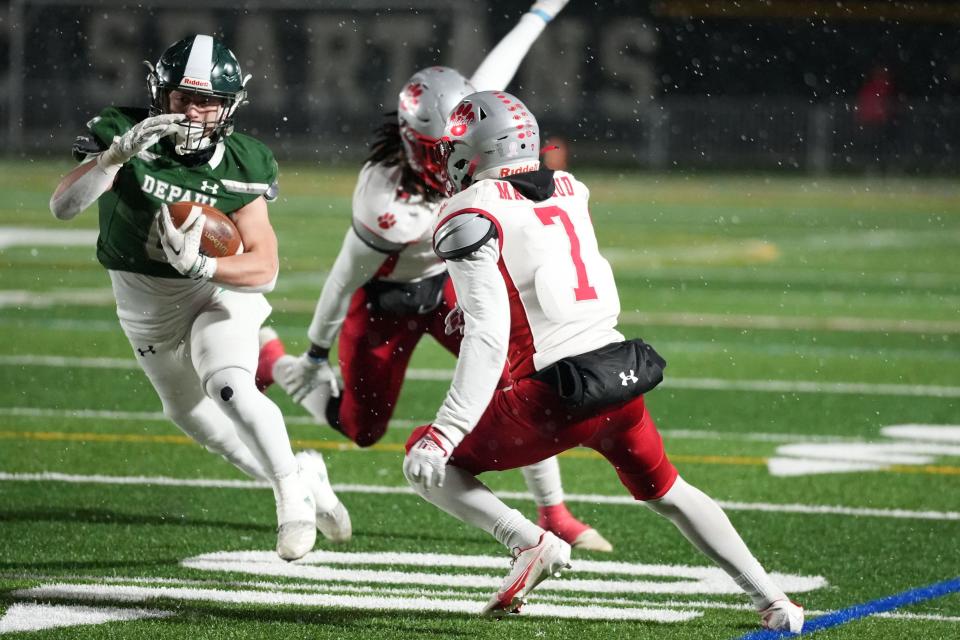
[258, 1, 611, 552]
[50, 34, 350, 562]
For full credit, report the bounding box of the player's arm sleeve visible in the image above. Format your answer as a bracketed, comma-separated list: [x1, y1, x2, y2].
[49, 157, 119, 221]
[468, 0, 568, 91]
[50, 117, 120, 220]
[306, 227, 391, 348]
[431, 238, 509, 446]
[434, 213, 498, 260]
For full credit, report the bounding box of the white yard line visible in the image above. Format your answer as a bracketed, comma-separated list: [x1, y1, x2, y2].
[13, 584, 697, 622]
[1, 573, 757, 610]
[3, 289, 960, 334]
[0, 471, 957, 522]
[0, 289, 115, 309]
[0, 405, 871, 443]
[3, 354, 958, 398]
[0, 227, 99, 250]
[5, 578, 958, 625]
[0, 355, 141, 370]
[618, 311, 960, 335]
[661, 377, 960, 399]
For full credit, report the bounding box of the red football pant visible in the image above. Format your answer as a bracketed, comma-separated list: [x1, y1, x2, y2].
[335, 278, 461, 447]
[407, 378, 678, 501]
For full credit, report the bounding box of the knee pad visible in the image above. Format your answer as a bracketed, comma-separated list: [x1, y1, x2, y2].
[205, 366, 257, 407]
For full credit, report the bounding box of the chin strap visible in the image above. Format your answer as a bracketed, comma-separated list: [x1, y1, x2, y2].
[173, 120, 215, 155]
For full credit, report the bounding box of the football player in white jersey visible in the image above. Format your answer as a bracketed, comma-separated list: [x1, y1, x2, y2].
[400, 91, 805, 633]
[257, 0, 612, 552]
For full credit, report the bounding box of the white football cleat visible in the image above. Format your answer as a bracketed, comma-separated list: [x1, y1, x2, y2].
[273, 470, 317, 561]
[760, 599, 804, 633]
[317, 501, 352, 543]
[480, 532, 571, 618]
[296, 450, 352, 543]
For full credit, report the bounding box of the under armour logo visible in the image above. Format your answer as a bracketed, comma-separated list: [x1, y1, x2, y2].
[200, 180, 220, 194]
[136, 345, 157, 357]
[619, 370, 638, 386]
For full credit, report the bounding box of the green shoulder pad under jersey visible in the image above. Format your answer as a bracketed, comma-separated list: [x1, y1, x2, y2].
[82, 106, 279, 277]
[84, 107, 144, 152]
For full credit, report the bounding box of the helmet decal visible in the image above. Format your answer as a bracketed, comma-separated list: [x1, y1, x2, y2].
[396, 66, 475, 193]
[434, 90, 542, 196]
[448, 103, 476, 137]
[377, 213, 397, 229]
[180, 34, 214, 91]
[399, 82, 424, 112]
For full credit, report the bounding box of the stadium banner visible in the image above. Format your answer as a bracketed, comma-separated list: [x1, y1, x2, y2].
[2, 0, 957, 171]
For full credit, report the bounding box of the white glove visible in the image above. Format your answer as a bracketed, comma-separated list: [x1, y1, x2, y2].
[443, 303, 465, 336]
[530, 0, 569, 22]
[403, 427, 455, 491]
[158, 204, 216, 279]
[99, 114, 185, 167]
[278, 353, 341, 404]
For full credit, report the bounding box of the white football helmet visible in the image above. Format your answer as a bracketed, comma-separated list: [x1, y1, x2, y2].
[398, 67, 475, 192]
[434, 90, 540, 196]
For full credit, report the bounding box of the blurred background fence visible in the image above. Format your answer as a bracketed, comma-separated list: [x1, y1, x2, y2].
[2, 0, 958, 173]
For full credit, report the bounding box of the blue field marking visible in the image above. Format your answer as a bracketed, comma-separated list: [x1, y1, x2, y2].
[734, 576, 960, 639]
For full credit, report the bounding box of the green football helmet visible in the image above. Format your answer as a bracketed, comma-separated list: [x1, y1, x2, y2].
[145, 34, 250, 154]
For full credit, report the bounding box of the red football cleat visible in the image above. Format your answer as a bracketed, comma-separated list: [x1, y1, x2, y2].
[538, 503, 613, 553]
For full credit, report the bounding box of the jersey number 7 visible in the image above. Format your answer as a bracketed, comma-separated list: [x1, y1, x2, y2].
[534, 205, 598, 301]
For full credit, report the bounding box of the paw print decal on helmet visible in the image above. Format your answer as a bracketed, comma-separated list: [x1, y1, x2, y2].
[399, 83, 424, 112]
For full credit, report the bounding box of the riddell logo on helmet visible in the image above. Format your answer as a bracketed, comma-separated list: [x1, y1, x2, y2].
[500, 164, 539, 177]
[181, 77, 212, 89]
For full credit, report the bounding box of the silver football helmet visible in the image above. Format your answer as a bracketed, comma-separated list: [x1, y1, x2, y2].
[433, 90, 540, 196]
[398, 67, 474, 192]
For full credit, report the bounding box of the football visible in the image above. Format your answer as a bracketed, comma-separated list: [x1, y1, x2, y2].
[167, 201, 242, 257]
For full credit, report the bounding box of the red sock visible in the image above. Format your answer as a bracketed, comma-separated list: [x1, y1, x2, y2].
[255, 337, 286, 392]
[537, 503, 590, 544]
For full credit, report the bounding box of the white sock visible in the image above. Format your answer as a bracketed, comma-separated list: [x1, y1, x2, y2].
[520, 457, 565, 507]
[220, 443, 270, 481]
[273, 467, 314, 524]
[406, 465, 542, 551]
[645, 476, 787, 610]
[735, 569, 787, 611]
[492, 508, 545, 552]
[162, 395, 269, 481]
[205, 366, 298, 479]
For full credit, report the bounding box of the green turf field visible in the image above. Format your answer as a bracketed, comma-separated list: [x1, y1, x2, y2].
[1, 160, 958, 638]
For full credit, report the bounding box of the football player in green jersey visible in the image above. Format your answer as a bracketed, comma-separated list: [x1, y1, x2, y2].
[49, 34, 350, 561]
